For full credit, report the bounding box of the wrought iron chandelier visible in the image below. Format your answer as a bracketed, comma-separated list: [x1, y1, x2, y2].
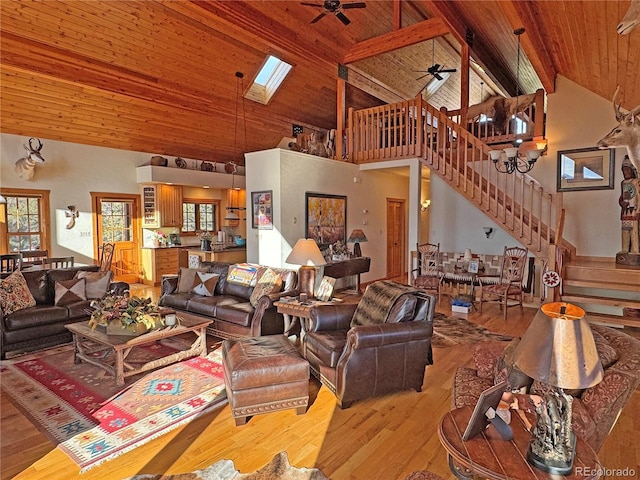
[489, 28, 542, 174]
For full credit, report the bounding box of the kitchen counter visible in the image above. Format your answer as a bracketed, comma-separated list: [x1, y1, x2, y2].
[183, 248, 247, 267]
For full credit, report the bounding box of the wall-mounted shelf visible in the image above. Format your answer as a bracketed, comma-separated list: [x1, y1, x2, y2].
[136, 165, 246, 189]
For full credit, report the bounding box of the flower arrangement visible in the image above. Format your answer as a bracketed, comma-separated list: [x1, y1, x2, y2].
[152, 230, 167, 241]
[199, 230, 214, 241]
[88, 293, 161, 332]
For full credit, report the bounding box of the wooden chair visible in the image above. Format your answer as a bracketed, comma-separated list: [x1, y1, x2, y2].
[411, 242, 443, 304]
[98, 242, 115, 272]
[0, 254, 22, 273]
[19, 249, 48, 267]
[42, 256, 74, 269]
[478, 246, 529, 321]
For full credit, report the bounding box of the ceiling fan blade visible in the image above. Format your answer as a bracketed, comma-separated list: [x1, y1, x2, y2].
[434, 72, 444, 81]
[415, 73, 430, 81]
[439, 68, 457, 73]
[342, 2, 367, 9]
[336, 11, 351, 25]
[300, 2, 324, 7]
[311, 11, 327, 23]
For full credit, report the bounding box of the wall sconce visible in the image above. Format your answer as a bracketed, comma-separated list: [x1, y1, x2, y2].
[483, 227, 493, 238]
[421, 199, 431, 212]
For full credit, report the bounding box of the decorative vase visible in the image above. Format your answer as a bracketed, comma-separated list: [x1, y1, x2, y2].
[201, 239, 211, 251]
[106, 321, 149, 337]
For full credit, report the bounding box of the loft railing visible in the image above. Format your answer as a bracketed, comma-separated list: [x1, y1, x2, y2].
[346, 93, 567, 259]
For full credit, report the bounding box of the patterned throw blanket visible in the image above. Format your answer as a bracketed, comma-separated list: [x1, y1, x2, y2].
[351, 280, 420, 326]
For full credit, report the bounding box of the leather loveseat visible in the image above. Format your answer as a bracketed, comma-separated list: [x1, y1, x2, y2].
[0, 265, 129, 359]
[451, 324, 640, 452]
[303, 280, 436, 408]
[159, 261, 298, 339]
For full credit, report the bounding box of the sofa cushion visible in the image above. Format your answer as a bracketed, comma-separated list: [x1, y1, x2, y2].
[4, 305, 69, 330]
[215, 301, 254, 327]
[67, 299, 94, 319]
[20, 270, 49, 305]
[226, 263, 262, 287]
[177, 267, 208, 293]
[55, 278, 87, 306]
[191, 272, 219, 297]
[304, 331, 348, 368]
[159, 292, 193, 310]
[0, 270, 37, 315]
[592, 329, 619, 368]
[222, 281, 253, 301]
[452, 366, 494, 408]
[201, 262, 231, 295]
[249, 268, 283, 307]
[472, 341, 508, 379]
[76, 270, 113, 299]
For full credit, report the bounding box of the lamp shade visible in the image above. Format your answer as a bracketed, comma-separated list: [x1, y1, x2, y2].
[347, 229, 368, 243]
[286, 239, 326, 266]
[224, 210, 240, 221]
[512, 302, 604, 390]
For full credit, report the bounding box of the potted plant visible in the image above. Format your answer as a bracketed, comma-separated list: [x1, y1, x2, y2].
[199, 230, 214, 251]
[88, 293, 161, 336]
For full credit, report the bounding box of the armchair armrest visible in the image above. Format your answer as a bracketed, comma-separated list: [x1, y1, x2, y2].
[347, 321, 431, 349]
[308, 303, 358, 332]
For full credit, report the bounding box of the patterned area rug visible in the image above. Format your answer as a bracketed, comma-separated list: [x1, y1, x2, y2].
[432, 313, 513, 347]
[1, 344, 227, 472]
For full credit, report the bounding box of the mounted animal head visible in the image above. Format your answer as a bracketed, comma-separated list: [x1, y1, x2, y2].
[618, 0, 640, 34]
[15, 137, 45, 180]
[597, 86, 640, 171]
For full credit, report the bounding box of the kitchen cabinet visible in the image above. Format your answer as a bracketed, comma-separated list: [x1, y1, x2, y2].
[159, 184, 183, 227]
[141, 247, 179, 285]
[142, 185, 159, 228]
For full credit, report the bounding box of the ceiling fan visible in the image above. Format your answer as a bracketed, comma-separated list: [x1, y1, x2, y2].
[300, 0, 366, 26]
[415, 39, 457, 82]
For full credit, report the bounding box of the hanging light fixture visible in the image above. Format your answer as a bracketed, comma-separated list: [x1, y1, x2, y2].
[225, 71, 247, 222]
[489, 28, 542, 174]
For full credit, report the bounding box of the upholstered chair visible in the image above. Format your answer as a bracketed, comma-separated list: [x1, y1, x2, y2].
[303, 280, 436, 408]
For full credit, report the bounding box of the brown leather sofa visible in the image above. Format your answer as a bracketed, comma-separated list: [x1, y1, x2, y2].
[303, 282, 436, 408]
[451, 324, 640, 452]
[159, 261, 298, 339]
[1, 265, 129, 359]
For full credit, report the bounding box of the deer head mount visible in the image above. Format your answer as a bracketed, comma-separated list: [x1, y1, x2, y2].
[597, 86, 640, 173]
[15, 137, 45, 180]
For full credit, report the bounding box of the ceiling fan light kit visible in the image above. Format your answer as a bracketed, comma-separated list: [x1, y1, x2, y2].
[301, 0, 366, 25]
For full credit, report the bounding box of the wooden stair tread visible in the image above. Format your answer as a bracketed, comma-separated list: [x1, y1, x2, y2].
[586, 312, 640, 328]
[561, 294, 640, 309]
[563, 279, 640, 292]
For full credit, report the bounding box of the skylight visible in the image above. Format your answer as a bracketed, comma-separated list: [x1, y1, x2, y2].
[246, 55, 292, 105]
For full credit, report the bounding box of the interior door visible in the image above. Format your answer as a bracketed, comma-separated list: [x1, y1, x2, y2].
[386, 198, 406, 279]
[92, 193, 141, 284]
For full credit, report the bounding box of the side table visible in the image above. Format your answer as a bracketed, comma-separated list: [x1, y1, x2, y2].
[274, 300, 318, 339]
[438, 407, 600, 480]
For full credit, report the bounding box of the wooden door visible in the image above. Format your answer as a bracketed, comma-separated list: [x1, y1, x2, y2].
[386, 198, 406, 279]
[91, 193, 141, 284]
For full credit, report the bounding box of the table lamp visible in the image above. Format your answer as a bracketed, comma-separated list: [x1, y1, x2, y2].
[286, 238, 326, 299]
[347, 229, 368, 257]
[511, 302, 603, 475]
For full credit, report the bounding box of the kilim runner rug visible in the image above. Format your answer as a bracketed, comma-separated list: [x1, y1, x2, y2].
[1, 343, 227, 472]
[431, 313, 514, 347]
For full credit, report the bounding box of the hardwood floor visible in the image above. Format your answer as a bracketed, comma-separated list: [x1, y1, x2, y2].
[2, 293, 639, 480]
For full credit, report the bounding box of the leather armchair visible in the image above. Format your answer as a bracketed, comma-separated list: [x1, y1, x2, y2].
[303, 289, 436, 408]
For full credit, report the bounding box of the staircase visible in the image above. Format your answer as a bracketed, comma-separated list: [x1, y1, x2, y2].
[346, 95, 574, 261]
[561, 257, 640, 328]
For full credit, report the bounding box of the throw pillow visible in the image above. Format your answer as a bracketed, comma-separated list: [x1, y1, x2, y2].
[0, 270, 36, 315]
[177, 267, 207, 293]
[249, 268, 283, 306]
[191, 272, 219, 297]
[76, 270, 113, 299]
[55, 277, 87, 306]
[227, 263, 262, 287]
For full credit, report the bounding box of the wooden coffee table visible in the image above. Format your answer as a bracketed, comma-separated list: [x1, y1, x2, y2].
[438, 406, 600, 480]
[66, 313, 211, 386]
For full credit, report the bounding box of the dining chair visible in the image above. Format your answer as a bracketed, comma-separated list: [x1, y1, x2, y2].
[411, 242, 443, 304]
[42, 256, 74, 269]
[0, 254, 22, 273]
[98, 242, 115, 272]
[478, 246, 529, 321]
[19, 249, 48, 267]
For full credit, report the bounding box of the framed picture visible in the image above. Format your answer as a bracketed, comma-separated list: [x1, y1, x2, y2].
[251, 190, 273, 229]
[305, 192, 347, 248]
[315, 276, 336, 302]
[557, 147, 615, 192]
[462, 381, 509, 441]
[467, 259, 479, 274]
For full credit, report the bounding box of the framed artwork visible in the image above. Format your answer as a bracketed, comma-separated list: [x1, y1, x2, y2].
[467, 259, 479, 274]
[251, 190, 273, 229]
[462, 381, 509, 441]
[557, 147, 615, 192]
[315, 276, 336, 302]
[305, 192, 347, 248]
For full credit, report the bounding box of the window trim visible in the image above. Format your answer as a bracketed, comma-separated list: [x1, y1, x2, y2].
[181, 197, 221, 237]
[0, 188, 51, 255]
[245, 55, 293, 105]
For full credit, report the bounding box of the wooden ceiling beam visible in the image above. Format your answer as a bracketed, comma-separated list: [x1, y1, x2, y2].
[342, 17, 449, 64]
[345, 66, 407, 104]
[498, 1, 557, 94]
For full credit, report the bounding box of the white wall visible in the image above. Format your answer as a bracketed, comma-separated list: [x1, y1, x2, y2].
[245, 149, 410, 284]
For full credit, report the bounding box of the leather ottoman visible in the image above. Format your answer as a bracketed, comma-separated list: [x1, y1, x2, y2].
[222, 335, 310, 426]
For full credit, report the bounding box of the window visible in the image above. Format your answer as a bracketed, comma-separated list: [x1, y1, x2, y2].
[182, 199, 219, 235]
[1, 189, 50, 253]
[101, 200, 133, 242]
[245, 55, 292, 105]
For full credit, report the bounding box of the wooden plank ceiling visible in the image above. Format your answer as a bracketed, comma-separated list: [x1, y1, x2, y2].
[1, 0, 638, 165]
